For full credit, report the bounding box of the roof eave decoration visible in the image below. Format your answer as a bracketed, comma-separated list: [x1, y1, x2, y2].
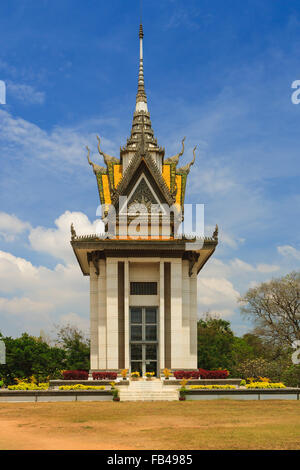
[111, 148, 175, 208]
[189, 225, 219, 275]
[164, 137, 186, 165]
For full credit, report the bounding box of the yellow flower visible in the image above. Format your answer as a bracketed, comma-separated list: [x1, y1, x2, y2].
[59, 385, 105, 391]
[246, 382, 286, 389]
[180, 378, 188, 388]
[189, 384, 236, 390]
[131, 371, 140, 377]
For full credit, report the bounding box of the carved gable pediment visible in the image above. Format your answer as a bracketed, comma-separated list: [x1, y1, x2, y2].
[120, 172, 168, 215]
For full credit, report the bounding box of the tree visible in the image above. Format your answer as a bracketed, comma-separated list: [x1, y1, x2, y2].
[239, 271, 300, 348]
[242, 333, 268, 357]
[231, 336, 255, 365]
[232, 357, 292, 382]
[0, 333, 66, 384]
[54, 324, 90, 370]
[242, 333, 288, 361]
[197, 314, 235, 370]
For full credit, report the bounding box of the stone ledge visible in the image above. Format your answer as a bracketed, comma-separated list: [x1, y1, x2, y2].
[163, 378, 242, 386]
[0, 389, 113, 402]
[0, 390, 113, 396]
[185, 388, 299, 395]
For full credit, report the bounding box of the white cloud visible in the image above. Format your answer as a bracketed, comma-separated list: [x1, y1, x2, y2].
[205, 224, 245, 250]
[165, 6, 212, 30]
[0, 248, 89, 336]
[0, 296, 52, 316]
[7, 82, 45, 105]
[229, 259, 279, 274]
[0, 211, 107, 336]
[190, 165, 237, 197]
[198, 276, 240, 318]
[201, 256, 279, 280]
[59, 312, 89, 335]
[197, 255, 281, 318]
[277, 245, 300, 261]
[0, 109, 118, 170]
[29, 210, 104, 264]
[0, 212, 30, 241]
[0, 250, 87, 302]
[256, 263, 280, 273]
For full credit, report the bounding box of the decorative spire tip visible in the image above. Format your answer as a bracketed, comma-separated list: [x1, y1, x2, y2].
[139, 23, 144, 39]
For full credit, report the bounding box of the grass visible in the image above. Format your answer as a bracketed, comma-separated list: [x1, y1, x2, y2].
[0, 400, 299, 450]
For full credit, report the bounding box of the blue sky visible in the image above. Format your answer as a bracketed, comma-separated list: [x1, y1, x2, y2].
[0, 0, 299, 338]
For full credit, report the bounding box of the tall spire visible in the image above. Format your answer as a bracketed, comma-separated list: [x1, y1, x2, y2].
[136, 23, 148, 112]
[120, 19, 165, 168]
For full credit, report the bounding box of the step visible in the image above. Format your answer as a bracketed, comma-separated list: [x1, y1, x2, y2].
[120, 390, 178, 395]
[119, 393, 179, 401]
[120, 393, 178, 397]
[119, 392, 178, 396]
[117, 379, 179, 401]
[121, 398, 177, 402]
[120, 396, 178, 400]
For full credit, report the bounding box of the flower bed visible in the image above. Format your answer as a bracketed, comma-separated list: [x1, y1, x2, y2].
[145, 372, 155, 379]
[92, 372, 118, 380]
[189, 384, 236, 390]
[59, 384, 106, 390]
[62, 370, 89, 380]
[131, 371, 140, 379]
[174, 369, 229, 380]
[174, 370, 200, 379]
[246, 382, 286, 389]
[199, 369, 229, 379]
[8, 382, 49, 390]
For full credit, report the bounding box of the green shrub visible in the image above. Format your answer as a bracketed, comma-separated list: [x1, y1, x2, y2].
[282, 364, 300, 387]
[233, 358, 291, 382]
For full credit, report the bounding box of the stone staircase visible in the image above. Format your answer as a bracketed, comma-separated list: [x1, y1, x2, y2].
[118, 379, 179, 402]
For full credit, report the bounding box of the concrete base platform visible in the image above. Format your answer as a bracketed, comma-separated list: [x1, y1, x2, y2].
[0, 390, 113, 403]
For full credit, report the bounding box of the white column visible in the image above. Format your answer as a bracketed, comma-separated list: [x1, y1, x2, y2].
[106, 258, 119, 369]
[98, 259, 107, 369]
[159, 260, 165, 373]
[189, 274, 198, 369]
[89, 261, 99, 370]
[182, 260, 191, 368]
[124, 260, 130, 369]
[170, 259, 183, 369]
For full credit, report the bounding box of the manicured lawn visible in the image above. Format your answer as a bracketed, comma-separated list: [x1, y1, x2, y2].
[0, 400, 299, 450]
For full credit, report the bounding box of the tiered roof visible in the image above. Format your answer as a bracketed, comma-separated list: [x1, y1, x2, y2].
[86, 23, 197, 213]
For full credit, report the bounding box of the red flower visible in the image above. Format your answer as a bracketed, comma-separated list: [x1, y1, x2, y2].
[92, 372, 118, 380]
[62, 370, 89, 380]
